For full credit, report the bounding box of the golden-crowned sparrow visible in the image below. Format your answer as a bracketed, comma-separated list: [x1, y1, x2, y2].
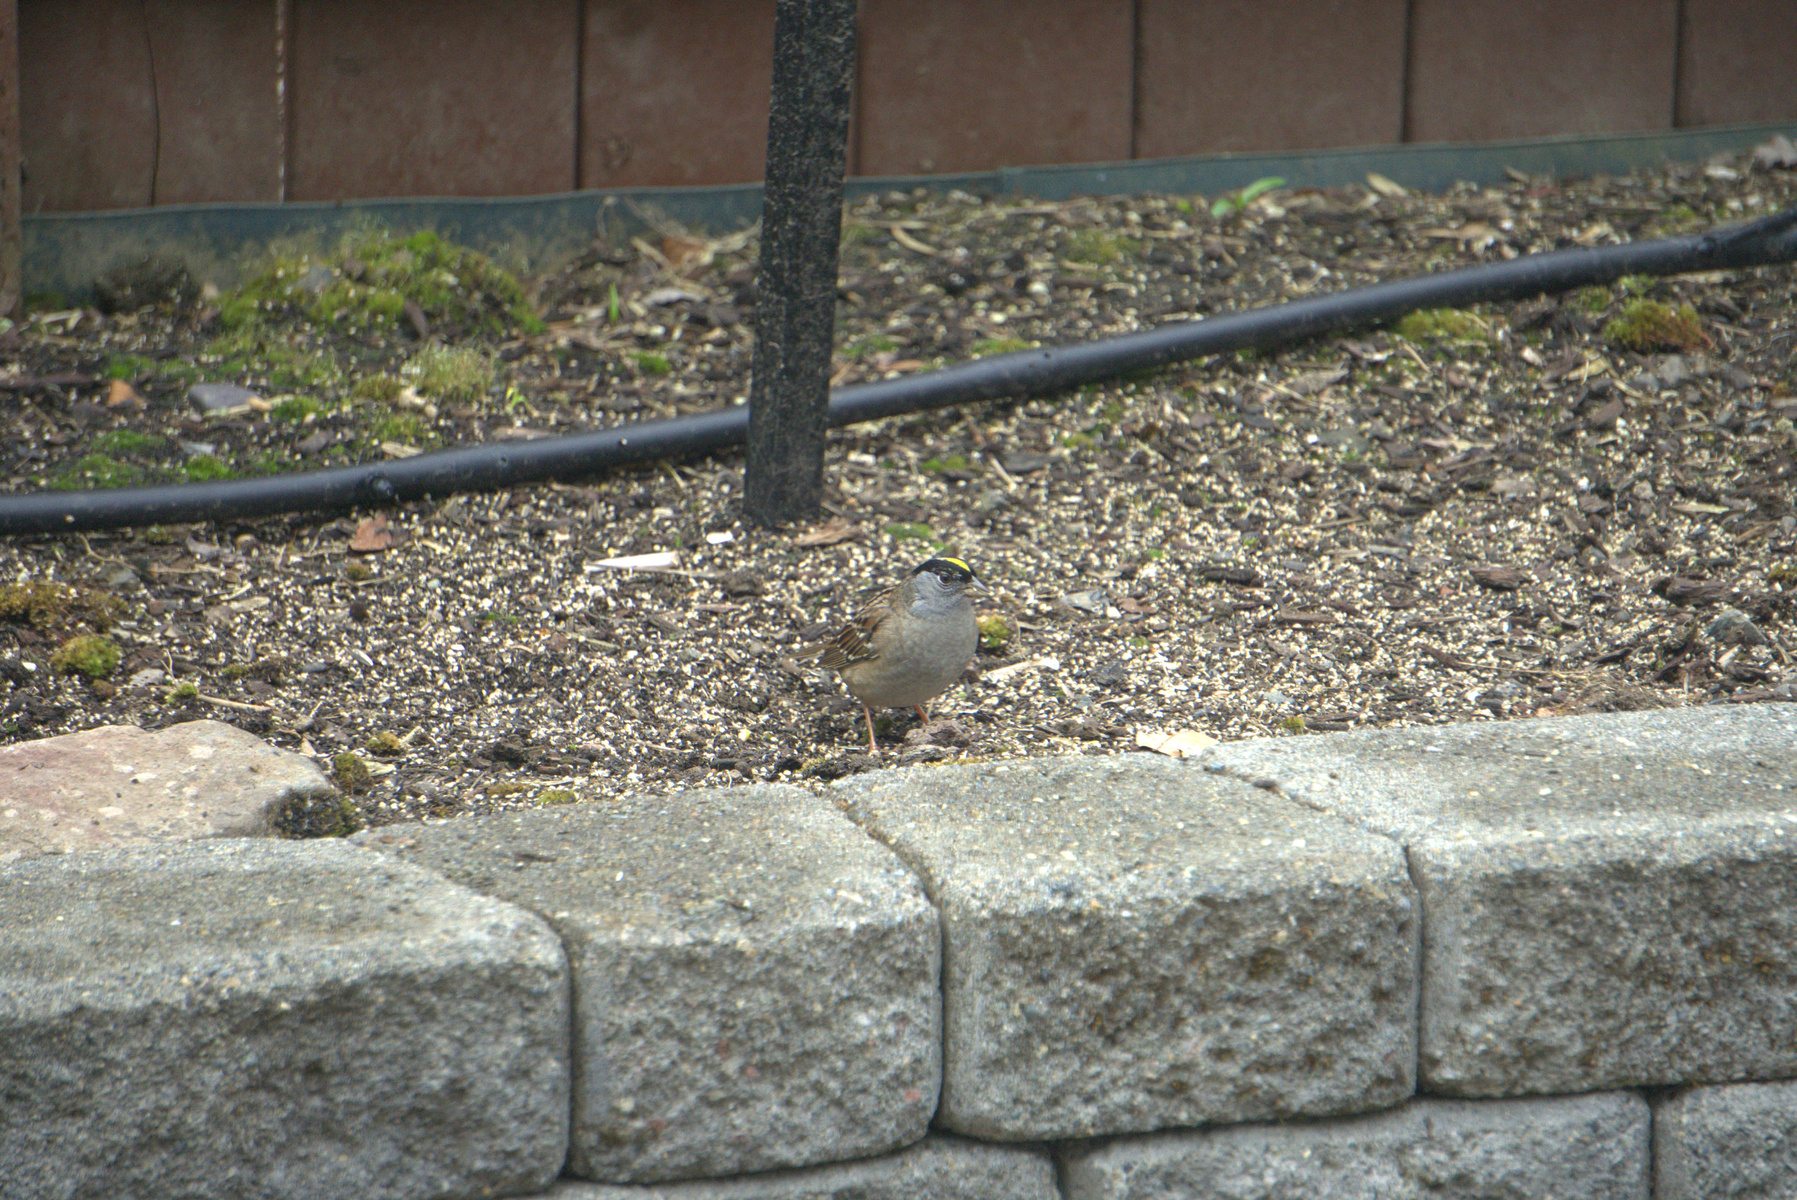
[814, 556, 988, 753]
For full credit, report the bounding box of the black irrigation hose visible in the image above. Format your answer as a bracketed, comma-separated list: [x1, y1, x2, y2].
[4, 204, 1795, 536]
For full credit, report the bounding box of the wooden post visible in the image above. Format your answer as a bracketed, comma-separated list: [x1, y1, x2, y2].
[0, 0, 20, 317]
[743, 0, 857, 527]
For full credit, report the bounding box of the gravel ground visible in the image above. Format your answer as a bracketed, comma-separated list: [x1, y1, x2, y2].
[1, 142, 1794, 829]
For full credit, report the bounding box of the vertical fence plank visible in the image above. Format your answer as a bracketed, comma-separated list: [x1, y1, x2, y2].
[19, 0, 156, 212]
[1135, 0, 1406, 158]
[288, 0, 576, 201]
[744, 0, 857, 528]
[853, 0, 1131, 176]
[580, 0, 775, 189]
[144, 0, 281, 204]
[1676, 0, 1797, 127]
[0, 0, 17, 314]
[1407, 0, 1677, 142]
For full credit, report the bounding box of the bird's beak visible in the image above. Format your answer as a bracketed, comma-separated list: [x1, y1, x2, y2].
[968, 575, 991, 594]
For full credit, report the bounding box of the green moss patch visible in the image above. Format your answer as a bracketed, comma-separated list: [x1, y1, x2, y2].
[181, 454, 236, 482]
[0, 582, 124, 634]
[220, 229, 543, 340]
[92, 430, 163, 455]
[50, 634, 121, 678]
[1395, 308, 1489, 342]
[1604, 300, 1711, 353]
[332, 752, 373, 793]
[406, 345, 496, 404]
[48, 454, 150, 491]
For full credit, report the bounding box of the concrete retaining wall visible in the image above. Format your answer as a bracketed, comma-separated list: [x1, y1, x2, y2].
[4, 705, 1795, 1199]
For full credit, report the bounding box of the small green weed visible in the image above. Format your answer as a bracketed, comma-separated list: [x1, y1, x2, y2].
[1211, 177, 1285, 217]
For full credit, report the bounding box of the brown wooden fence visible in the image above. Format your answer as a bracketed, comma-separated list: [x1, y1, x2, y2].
[13, 0, 1797, 216]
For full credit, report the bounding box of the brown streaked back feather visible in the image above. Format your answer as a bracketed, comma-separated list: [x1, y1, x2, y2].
[817, 585, 895, 669]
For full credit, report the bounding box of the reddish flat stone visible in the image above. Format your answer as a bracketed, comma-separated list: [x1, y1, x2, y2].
[0, 721, 337, 863]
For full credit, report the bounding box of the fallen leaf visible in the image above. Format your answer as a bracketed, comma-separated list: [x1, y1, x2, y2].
[589, 551, 680, 571]
[350, 517, 393, 553]
[889, 226, 941, 256]
[1753, 133, 1797, 169]
[643, 286, 706, 306]
[1418, 222, 1497, 243]
[1286, 367, 1348, 395]
[1273, 609, 1335, 624]
[1652, 576, 1730, 605]
[1571, 221, 1616, 246]
[1585, 397, 1625, 429]
[1470, 563, 1529, 591]
[1491, 477, 1536, 499]
[794, 519, 861, 547]
[380, 441, 422, 458]
[1366, 172, 1407, 198]
[1136, 729, 1217, 758]
[662, 235, 711, 271]
[984, 655, 1060, 683]
[105, 378, 142, 407]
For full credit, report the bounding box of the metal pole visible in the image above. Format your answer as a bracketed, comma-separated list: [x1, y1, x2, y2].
[744, 0, 856, 527]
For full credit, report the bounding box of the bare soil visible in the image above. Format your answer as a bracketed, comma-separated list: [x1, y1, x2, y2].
[2, 146, 1794, 830]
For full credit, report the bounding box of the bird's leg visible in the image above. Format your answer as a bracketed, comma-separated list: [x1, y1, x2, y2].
[863, 705, 880, 755]
[915, 703, 931, 723]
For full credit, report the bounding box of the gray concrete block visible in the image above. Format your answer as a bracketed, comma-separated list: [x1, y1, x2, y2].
[831, 754, 1417, 1141]
[1062, 1090, 1650, 1199]
[353, 785, 940, 1183]
[1654, 1078, 1797, 1199]
[1205, 707, 1797, 1097]
[547, 1135, 1058, 1199]
[0, 838, 569, 1200]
